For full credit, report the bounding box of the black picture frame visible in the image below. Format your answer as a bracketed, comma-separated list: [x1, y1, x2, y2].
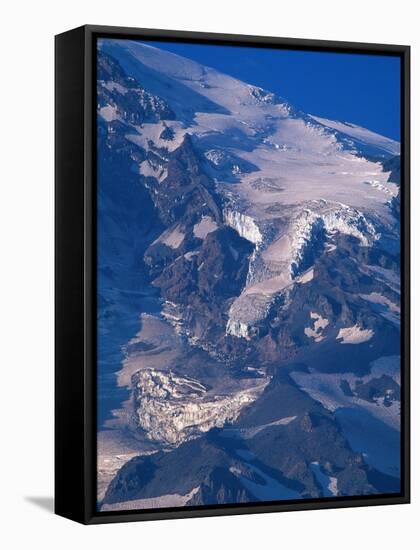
[55, 24, 410, 525]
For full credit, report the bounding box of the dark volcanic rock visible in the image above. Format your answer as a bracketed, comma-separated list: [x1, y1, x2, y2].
[151, 226, 254, 344]
[186, 467, 255, 505]
[353, 375, 400, 406]
[246, 412, 374, 497]
[234, 373, 377, 497]
[159, 123, 175, 141]
[97, 50, 175, 125]
[103, 435, 237, 505]
[153, 226, 253, 301]
[197, 227, 254, 298]
[383, 155, 401, 185]
[149, 133, 222, 226]
[383, 155, 400, 217]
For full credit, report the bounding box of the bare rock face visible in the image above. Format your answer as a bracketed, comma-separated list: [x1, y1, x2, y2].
[98, 50, 175, 124]
[185, 467, 255, 505]
[151, 225, 254, 346]
[147, 133, 221, 227]
[300, 414, 313, 433]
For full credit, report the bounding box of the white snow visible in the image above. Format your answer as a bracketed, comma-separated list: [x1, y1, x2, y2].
[296, 268, 314, 284]
[328, 476, 338, 496]
[322, 205, 378, 246]
[325, 242, 337, 253]
[224, 209, 262, 245]
[310, 115, 400, 157]
[152, 225, 185, 249]
[309, 462, 339, 497]
[97, 41, 403, 494]
[102, 81, 128, 95]
[127, 121, 187, 153]
[304, 312, 329, 342]
[222, 415, 297, 440]
[101, 486, 200, 511]
[226, 201, 384, 337]
[226, 319, 252, 340]
[99, 39, 398, 233]
[290, 355, 400, 430]
[99, 104, 119, 122]
[184, 250, 199, 261]
[336, 324, 374, 344]
[262, 234, 293, 263]
[193, 216, 218, 239]
[139, 159, 167, 181]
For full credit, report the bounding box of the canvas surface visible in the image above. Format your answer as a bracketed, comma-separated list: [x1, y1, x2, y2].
[96, 38, 401, 512]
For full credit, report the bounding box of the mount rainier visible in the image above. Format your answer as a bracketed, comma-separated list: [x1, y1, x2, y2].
[96, 39, 401, 509]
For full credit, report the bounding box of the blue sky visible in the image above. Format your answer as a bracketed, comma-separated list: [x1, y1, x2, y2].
[150, 41, 401, 141]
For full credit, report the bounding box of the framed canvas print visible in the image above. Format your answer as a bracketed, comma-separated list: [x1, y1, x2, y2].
[55, 25, 410, 524]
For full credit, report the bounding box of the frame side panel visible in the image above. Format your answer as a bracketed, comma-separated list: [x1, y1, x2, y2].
[55, 26, 87, 524]
[402, 46, 411, 502]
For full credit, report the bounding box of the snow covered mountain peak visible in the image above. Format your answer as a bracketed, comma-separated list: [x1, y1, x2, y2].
[99, 38, 293, 121]
[97, 40, 402, 506]
[97, 40, 400, 340]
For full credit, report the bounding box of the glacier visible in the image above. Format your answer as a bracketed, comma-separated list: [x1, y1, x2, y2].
[223, 209, 263, 246]
[225, 201, 382, 338]
[133, 369, 268, 445]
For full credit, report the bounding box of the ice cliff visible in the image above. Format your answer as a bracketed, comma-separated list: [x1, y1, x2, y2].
[133, 369, 267, 445]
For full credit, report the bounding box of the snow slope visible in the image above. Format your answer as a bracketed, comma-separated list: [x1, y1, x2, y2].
[310, 115, 400, 157]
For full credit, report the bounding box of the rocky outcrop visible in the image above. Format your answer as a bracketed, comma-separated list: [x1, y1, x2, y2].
[102, 435, 247, 506]
[147, 134, 221, 226]
[151, 226, 254, 346]
[97, 50, 175, 124]
[351, 374, 400, 406]
[186, 467, 255, 505]
[384, 156, 401, 218]
[383, 155, 401, 185]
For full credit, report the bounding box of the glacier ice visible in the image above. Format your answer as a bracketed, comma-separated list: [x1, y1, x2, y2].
[133, 369, 267, 445]
[226, 202, 381, 339]
[223, 208, 263, 245]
